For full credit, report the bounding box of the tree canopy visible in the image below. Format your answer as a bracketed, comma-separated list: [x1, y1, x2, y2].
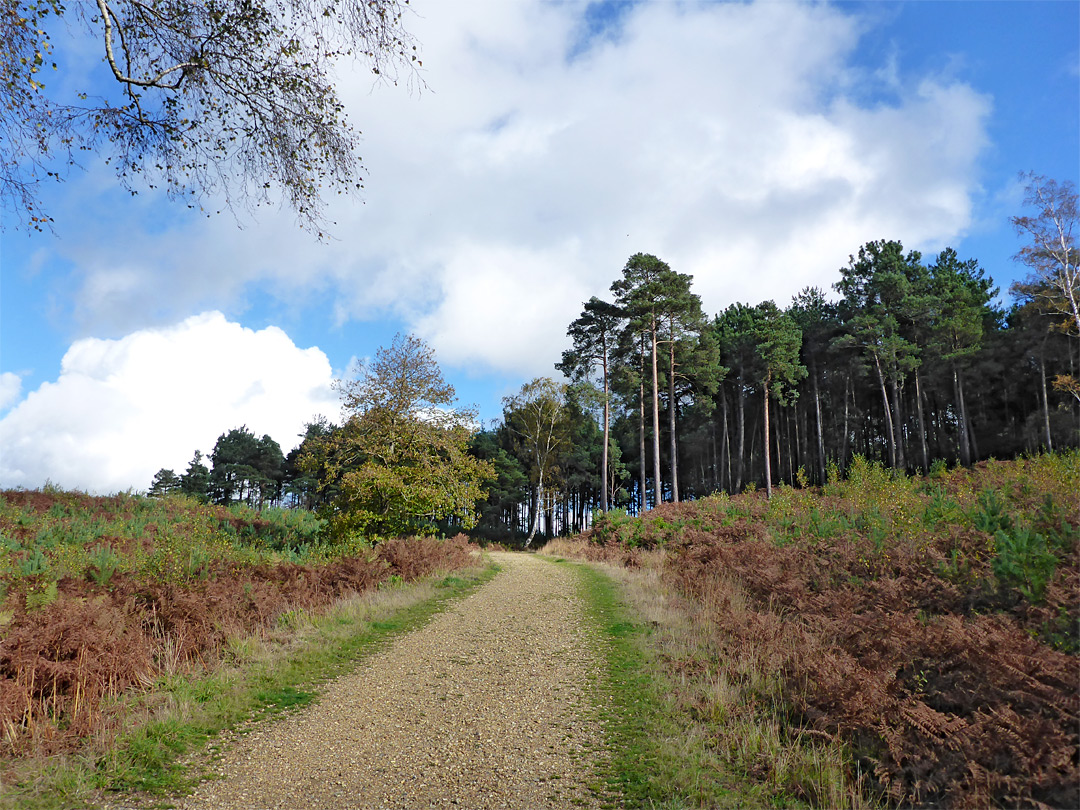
[1011, 173, 1080, 401]
[2, 0, 420, 231]
[502, 377, 569, 546]
[558, 296, 624, 512]
[135, 179, 1079, 538]
[209, 426, 285, 508]
[306, 334, 492, 539]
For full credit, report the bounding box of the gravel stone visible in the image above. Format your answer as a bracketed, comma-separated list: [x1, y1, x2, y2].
[179, 552, 605, 809]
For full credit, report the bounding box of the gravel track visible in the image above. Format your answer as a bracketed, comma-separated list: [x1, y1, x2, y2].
[180, 552, 606, 809]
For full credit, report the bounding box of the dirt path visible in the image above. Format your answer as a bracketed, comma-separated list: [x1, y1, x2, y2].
[180, 552, 606, 810]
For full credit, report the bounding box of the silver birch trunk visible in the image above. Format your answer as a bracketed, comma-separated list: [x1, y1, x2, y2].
[1041, 348, 1054, 452]
[525, 470, 543, 547]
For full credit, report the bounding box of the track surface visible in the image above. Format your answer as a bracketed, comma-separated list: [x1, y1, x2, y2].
[181, 552, 605, 809]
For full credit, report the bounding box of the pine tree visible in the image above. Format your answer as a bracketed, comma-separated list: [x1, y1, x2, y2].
[751, 302, 806, 498]
[558, 297, 625, 512]
[179, 451, 211, 502]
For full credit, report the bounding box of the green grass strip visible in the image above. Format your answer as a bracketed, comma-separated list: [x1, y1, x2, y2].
[4, 563, 498, 810]
[572, 562, 754, 810]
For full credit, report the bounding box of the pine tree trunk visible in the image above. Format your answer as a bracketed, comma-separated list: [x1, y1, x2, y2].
[788, 407, 796, 484]
[775, 404, 784, 485]
[721, 393, 731, 493]
[749, 418, 759, 485]
[736, 379, 746, 492]
[669, 338, 679, 502]
[651, 316, 663, 506]
[953, 366, 971, 465]
[710, 421, 718, 492]
[914, 369, 930, 472]
[763, 381, 773, 498]
[638, 366, 647, 513]
[889, 374, 906, 470]
[841, 376, 851, 469]
[959, 372, 979, 460]
[873, 356, 896, 467]
[796, 399, 808, 482]
[601, 349, 610, 513]
[813, 366, 826, 484]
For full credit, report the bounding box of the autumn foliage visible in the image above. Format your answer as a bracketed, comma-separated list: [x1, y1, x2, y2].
[571, 453, 1079, 808]
[0, 490, 477, 755]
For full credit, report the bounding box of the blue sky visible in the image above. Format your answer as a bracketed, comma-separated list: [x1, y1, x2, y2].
[1, 0, 1078, 493]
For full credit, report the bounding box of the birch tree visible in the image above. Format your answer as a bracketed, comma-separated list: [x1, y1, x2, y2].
[503, 377, 568, 547]
[1011, 173, 1080, 402]
[2, 0, 420, 231]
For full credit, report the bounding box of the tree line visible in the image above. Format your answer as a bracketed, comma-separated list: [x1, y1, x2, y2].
[150, 334, 493, 542]
[150, 173, 1077, 545]
[467, 173, 1079, 542]
[149, 427, 294, 508]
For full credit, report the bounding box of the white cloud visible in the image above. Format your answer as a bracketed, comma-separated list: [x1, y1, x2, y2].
[0, 313, 338, 494]
[414, 240, 591, 376]
[39, 0, 991, 370]
[0, 372, 22, 412]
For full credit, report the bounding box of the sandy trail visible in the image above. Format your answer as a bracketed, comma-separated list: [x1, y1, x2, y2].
[179, 551, 605, 809]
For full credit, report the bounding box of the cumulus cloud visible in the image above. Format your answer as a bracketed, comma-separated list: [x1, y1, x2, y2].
[0, 372, 22, 412]
[40, 0, 991, 372]
[0, 313, 338, 494]
[413, 241, 592, 376]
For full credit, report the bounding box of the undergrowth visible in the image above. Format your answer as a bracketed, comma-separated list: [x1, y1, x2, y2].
[0, 491, 334, 597]
[0, 487, 484, 795]
[558, 552, 868, 810]
[549, 451, 1079, 809]
[1, 563, 497, 809]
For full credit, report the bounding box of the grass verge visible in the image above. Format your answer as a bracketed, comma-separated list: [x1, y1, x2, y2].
[572, 560, 736, 809]
[569, 557, 865, 809]
[0, 562, 498, 810]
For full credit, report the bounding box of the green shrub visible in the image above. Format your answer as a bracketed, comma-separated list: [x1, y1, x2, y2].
[922, 485, 962, 528]
[992, 524, 1057, 603]
[19, 547, 50, 577]
[973, 488, 1013, 535]
[592, 508, 634, 544]
[25, 578, 59, 610]
[1034, 494, 1080, 552]
[87, 544, 121, 587]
